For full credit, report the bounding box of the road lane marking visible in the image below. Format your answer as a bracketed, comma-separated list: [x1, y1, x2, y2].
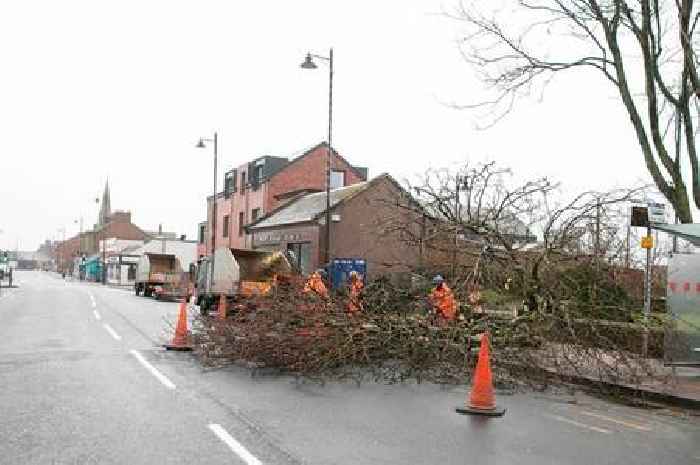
[89, 294, 96, 308]
[579, 410, 652, 432]
[129, 350, 176, 390]
[93, 309, 101, 320]
[103, 323, 122, 341]
[208, 424, 262, 465]
[548, 414, 611, 434]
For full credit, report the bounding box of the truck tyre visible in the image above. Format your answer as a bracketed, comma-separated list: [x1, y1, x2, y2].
[135, 284, 141, 296]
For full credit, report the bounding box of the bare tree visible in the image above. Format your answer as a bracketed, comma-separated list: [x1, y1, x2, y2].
[451, 0, 700, 222]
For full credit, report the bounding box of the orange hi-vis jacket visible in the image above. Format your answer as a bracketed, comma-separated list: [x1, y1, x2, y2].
[347, 277, 364, 313]
[304, 272, 329, 299]
[430, 284, 457, 320]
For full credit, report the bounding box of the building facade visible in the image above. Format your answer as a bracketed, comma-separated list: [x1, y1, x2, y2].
[247, 174, 421, 279]
[204, 142, 367, 255]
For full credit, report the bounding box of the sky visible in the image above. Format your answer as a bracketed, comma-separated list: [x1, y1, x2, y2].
[0, 0, 654, 251]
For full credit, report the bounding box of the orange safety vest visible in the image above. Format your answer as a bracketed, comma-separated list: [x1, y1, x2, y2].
[430, 284, 457, 320]
[304, 272, 328, 299]
[347, 278, 364, 313]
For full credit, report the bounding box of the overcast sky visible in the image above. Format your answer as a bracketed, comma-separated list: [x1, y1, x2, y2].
[0, 0, 651, 251]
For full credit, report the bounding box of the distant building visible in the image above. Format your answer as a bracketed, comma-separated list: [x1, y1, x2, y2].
[204, 142, 367, 254]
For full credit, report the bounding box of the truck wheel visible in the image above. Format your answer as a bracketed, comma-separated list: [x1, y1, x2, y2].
[135, 285, 141, 296]
[144, 287, 151, 298]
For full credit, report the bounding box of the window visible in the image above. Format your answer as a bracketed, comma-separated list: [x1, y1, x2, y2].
[253, 165, 263, 188]
[198, 224, 206, 244]
[252, 208, 261, 221]
[127, 264, 136, 280]
[331, 170, 345, 189]
[238, 212, 245, 236]
[222, 215, 229, 238]
[224, 170, 237, 197]
[240, 172, 246, 193]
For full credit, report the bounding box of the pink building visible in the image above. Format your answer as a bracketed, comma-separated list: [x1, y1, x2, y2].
[199, 142, 367, 256]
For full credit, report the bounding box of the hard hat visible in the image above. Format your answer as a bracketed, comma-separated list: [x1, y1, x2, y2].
[349, 270, 359, 279]
[432, 275, 444, 284]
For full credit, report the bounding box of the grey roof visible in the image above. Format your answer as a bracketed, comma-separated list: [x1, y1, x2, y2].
[128, 240, 198, 269]
[249, 182, 369, 230]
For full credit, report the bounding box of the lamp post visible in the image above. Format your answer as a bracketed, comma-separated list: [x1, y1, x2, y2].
[196, 132, 218, 292]
[301, 49, 334, 272]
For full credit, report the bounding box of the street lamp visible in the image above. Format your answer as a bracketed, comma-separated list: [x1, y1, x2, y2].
[196, 132, 218, 292]
[300, 49, 334, 272]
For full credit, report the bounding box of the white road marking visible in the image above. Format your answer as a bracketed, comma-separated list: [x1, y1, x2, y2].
[548, 414, 611, 434]
[93, 309, 101, 320]
[89, 294, 96, 308]
[103, 323, 122, 341]
[129, 350, 176, 390]
[208, 424, 262, 465]
[579, 410, 652, 432]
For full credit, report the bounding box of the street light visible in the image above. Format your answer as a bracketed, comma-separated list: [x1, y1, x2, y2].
[196, 132, 218, 292]
[300, 48, 334, 272]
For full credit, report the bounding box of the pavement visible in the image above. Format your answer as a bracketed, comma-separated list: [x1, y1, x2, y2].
[1, 270, 699, 465]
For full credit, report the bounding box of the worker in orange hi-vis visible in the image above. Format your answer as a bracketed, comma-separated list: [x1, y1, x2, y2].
[347, 271, 364, 314]
[429, 275, 457, 321]
[304, 269, 329, 299]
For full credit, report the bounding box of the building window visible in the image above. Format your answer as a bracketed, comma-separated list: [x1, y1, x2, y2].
[331, 170, 345, 189]
[222, 215, 229, 238]
[127, 264, 136, 280]
[252, 208, 261, 221]
[224, 170, 237, 197]
[238, 212, 245, 236]
[198, 224, 206, 244]
[240, 172, 246, 193]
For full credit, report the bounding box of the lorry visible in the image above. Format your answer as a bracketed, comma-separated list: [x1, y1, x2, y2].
[194, 247, 294, 314]
[135, 253, 188, 298]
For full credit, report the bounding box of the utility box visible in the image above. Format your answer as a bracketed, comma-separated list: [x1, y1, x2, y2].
[666, 253, 700, 366]
[329, 258, 366, 289]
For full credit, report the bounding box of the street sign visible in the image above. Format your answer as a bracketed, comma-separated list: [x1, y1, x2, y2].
[630, 206, 649, 227]
[648, 202, 666, 223]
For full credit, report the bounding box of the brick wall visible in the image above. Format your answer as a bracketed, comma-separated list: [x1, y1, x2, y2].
[266, 144, 365, 212]
[330, 176, 421, 278]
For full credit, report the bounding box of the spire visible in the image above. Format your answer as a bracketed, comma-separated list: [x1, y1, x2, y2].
[99, 179, 111, 226]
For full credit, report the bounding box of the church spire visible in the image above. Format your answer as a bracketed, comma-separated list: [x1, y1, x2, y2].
[99, 179, 111, 226]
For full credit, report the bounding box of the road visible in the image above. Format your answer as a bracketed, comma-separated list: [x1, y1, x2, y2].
[1, 270, 698, 465]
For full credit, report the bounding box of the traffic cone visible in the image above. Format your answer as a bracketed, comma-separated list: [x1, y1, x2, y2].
[164, 300, 192, 351]
[456, 332, 506, 417]
[218, 294, 227, 320]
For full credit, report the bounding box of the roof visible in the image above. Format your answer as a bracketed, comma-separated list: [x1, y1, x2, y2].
[129, 239, 199, 269]
[248, 182, 370, 229]
[248, 173, 412, 230]
[652, 223, 700, 246]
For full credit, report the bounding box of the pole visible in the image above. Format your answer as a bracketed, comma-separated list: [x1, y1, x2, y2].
[325, 48, 334, 276]
[625, 225, 630, 269]
[643, 222, 652, 356]
[210, 132, 218, 292]
[453, 176, 461, 280]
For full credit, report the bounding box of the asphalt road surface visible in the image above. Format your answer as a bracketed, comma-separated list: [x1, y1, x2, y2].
[1, 271, 698, 465]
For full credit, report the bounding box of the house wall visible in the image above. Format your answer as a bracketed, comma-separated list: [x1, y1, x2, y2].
[329, 176, 421, 278]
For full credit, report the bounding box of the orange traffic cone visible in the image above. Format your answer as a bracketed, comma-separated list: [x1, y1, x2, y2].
[164, 300, 192, 351]
[218, 294, 227, 321]
[456, 332, 506, 416]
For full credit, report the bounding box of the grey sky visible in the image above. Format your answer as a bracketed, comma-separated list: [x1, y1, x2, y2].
[0, 0, 649, 251]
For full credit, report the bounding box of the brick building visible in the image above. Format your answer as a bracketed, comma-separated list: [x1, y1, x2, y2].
[247, 174, 422, 278]
[203, 142, 367, 255]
